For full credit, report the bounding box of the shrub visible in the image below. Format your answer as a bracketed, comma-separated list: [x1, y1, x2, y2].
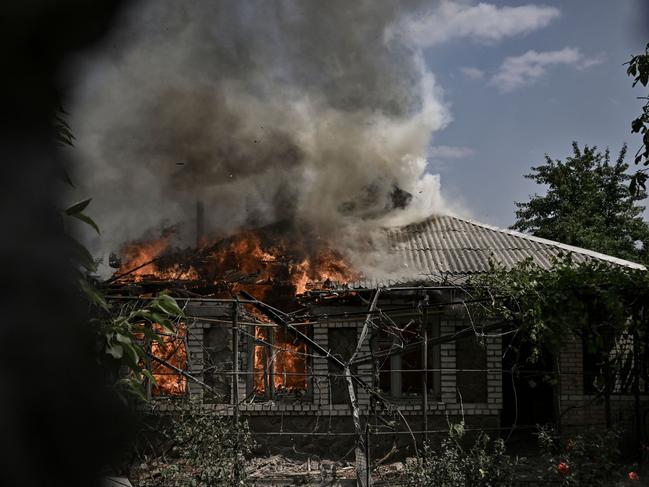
[134, 401, 252, 486]
[537, 425, 623, 486]
[405, 421, 518, 487]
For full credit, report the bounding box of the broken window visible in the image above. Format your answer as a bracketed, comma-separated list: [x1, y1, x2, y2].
[252, 324, 310, 400]
[328, 328, 357, 404]
[149, 323, 188, 396]
[375, 314, 441, 399]
[203, 325, 232, 403]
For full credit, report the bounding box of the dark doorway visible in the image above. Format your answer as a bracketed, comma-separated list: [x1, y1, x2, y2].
[501, 338, 555, 431]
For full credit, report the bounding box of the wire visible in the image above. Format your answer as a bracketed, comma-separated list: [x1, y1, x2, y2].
[247, 425, 544, 436]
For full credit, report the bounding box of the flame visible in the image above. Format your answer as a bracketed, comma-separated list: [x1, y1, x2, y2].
[290, 248, 359, 294]
[114, 228, 360, 295]
[114, 226, 360, 396]
[117, 236, 171, 280]
[150, 323, 187, 396]
[253, 325, 308, 393]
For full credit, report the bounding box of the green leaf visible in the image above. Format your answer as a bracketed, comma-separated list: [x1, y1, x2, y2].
[68, 235, 97, 272]
[130, 342, 146, 358]
[65, 198, 91, 216]
[134, 326, 160, 341]
[142, 369, 157, 384]
[121, 343, 141, 370]
[115, 333, 132, 345]
[628, 64, 637, 77]
[131, 309, 153, 321]
[156, 318, 174, 333]
[155, 294, 184, 317]
[69, 211, 100, 235]
[124, 380, 147, 400]
[79, 277, 108, 310]
[61, 167, 75, 188]
[150, 311, 170, 324]
[106, 342, 124, 360]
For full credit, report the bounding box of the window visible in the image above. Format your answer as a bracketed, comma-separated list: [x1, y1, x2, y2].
[149, 323, 188, 396]
[456, 333, 487, 403]
[252, 324, 310, 400]
[203, 326, 232, 403]
[328, 328, 357, 404]
[584, 331, 649, 395]
[582, 334, 602, 394]
[374, 313, 441, 400]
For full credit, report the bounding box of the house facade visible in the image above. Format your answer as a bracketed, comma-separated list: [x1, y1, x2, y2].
[141, 215, 648, 450]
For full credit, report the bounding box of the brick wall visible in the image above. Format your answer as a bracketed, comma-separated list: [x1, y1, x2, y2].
[154, 299, 503, 429]
[559, 334, 648, 431]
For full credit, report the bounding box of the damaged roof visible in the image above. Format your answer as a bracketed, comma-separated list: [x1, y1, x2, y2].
[384, 214, 645, 283]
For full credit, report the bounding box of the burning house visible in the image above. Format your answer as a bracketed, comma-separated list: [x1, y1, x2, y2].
[105, 213, 648, 452]
[66, 2, 649, 467]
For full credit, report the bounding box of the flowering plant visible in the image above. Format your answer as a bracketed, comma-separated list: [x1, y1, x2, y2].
[538, 425, 622, 486]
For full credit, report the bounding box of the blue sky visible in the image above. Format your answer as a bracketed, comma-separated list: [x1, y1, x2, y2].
[420, 0, 648, 227]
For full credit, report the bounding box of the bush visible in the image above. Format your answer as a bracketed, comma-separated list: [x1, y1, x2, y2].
[405, 421, 518, 487]
[134, 401, 252, 486]
[537, 425, 626, 486]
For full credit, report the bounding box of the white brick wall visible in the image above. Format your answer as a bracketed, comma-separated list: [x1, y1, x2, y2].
[170, 301, 504, 421]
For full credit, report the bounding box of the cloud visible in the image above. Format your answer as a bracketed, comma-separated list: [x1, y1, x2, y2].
[460, 67, 485, 79]
[429, 145, 476, 159]
[577, 54, 605, 70]
[396, 2, 560, 47]
[491, 47, 597, 92]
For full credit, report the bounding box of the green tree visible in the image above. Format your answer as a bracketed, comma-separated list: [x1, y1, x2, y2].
[512, 142, 649, 263]
[626, 43, 649, 192]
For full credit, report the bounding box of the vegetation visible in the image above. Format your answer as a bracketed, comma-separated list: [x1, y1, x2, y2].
[471, 257, 649, 421]
[472, 257, 648, 356]
[512, 143, 649, 263]
[626, 43, 649, 193]
[133, 401, 252, 486]
[405, 421, 518, 487]
[536, 425, 633, 486]
[59, 113, 185, 400]
[57, 108, 253, 485]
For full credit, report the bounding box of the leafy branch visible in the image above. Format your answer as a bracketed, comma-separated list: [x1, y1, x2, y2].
[625, 43, 649, 192]
[56, 107, 185, 401]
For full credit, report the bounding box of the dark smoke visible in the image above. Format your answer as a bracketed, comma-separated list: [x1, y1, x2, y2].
[69, 0, 451, 277]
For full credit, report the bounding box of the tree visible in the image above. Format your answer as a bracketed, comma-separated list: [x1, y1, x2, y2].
[626, 43, 649, 192]
[471, 257, 649, 431]
[512, 142, 649, 263]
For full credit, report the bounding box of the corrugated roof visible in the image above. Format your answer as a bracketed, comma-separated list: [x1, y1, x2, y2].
[384, 214, 645, 281]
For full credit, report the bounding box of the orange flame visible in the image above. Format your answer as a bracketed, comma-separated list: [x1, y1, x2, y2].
[114, 227, 360, 396]
[150, 323, 187, 396]
[118, 236, 171, 280]
[253, 325, 308, 393]
[114, 228, 359, 295]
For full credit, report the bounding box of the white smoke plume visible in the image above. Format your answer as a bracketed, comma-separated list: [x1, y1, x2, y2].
[69, 0, 453, 277]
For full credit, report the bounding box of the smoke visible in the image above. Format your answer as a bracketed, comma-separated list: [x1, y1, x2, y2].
[69, 0, 452, 276]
